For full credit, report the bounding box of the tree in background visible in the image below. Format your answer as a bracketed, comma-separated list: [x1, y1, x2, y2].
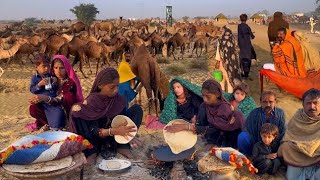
[24, 17, 40, 27]
[70, 3, 99, 25]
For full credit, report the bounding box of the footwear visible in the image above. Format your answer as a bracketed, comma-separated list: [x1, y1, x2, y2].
[25, 122, 39, 132]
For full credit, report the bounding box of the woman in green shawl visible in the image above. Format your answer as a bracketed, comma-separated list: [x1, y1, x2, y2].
[159, 78, 203, 124]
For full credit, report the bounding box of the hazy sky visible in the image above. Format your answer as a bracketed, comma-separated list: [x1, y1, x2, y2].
[0, 0, 317, 20]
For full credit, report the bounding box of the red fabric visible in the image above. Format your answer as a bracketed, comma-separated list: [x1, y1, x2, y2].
[145, 115, 166, 129]
[260, 69, 320, 99]
[29, 104, 47, 128]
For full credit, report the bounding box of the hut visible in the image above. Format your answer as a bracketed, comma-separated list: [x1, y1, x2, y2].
[250, 13, 266, 25]
[214, 13, 228, 23]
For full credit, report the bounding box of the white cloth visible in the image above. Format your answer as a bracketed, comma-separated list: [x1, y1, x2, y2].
[263, 63, 276, 71]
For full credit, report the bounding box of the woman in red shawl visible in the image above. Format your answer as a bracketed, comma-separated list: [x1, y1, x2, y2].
[165, 79, 245, 148]
[27, 55, 84, 130]
[68, 67, 143, 162]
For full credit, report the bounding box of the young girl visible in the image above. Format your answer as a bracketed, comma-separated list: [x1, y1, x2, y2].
[165, 79, 246, 148]
[224, 83, 256, 118]
[28, 55, 83, 130]
[159, 78, 203, 124]
[68, 67, 143, 161]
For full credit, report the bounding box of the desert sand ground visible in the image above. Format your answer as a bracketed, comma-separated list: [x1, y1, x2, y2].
[0, 22, 319, 180]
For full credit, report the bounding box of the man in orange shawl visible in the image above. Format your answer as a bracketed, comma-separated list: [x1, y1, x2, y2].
[272, 28, 307, 78]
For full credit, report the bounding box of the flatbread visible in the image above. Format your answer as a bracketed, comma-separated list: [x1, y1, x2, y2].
[2, 156, 73, 173]
[105, 161, 122, 169]
[111, 115, 137, 144]
[163, 119, 197, 154]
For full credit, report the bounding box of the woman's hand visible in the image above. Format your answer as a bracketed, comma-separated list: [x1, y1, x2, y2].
[164, 124, 188, 133]
[29, 94, 49, 104]
[112, 121, 137, 138]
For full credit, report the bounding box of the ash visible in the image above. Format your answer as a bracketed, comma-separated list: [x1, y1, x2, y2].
[148, 161, 209, 180]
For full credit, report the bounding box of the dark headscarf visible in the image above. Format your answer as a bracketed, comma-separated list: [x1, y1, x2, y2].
[68, 67, 125, 133]
[202, 79, 245, 131]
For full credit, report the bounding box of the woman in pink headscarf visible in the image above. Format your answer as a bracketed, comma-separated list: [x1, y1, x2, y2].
[27, 55, 83, 130]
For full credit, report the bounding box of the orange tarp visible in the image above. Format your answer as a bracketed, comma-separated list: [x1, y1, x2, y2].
[260, 69, 320, 99]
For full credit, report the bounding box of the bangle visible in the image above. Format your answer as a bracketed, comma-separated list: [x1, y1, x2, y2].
[108, 128, 112, 136]
[46, 96, 52, 103]
[188, 124, 191, 131]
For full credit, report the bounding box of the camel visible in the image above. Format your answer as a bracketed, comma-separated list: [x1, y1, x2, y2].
[127, 33, 151, 56]
[40, 34, 68, 57]
[167, 33, 188, 60]
[63, 21, 88, 34]
[130, 45, 161, 116]
[60, 36, 88, 59]
[13, 43, 39, 64]
[192, 35, 209, 57]
[75, 41, 110, 78]
[94, 21, 114, 36]
[0, 38, 28, 60]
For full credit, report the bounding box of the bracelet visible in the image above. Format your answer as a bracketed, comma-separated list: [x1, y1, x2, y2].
[46, 96, 52, 103]
[108, 128, 113, 136]
[188, 124, 191, 131]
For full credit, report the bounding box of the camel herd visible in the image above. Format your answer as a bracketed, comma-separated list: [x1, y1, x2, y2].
[0, 18, 223, 114]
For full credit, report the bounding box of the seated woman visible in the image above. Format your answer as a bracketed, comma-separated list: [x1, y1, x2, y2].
[146, 78, 202, 128]
[28, 55, 83, 130]
[68, 67, 143, 161]
[158, 78, 203, 124]
[223, 82, 256, 118]
[165, 79, 246, 148]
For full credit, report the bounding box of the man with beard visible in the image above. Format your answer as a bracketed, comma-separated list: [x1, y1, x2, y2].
[237, 91, 286, 155]
[271, 28, 307, 78]
[278, 89, 320, 180]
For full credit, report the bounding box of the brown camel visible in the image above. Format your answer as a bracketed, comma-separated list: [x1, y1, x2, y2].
[167, 33, 188, 60]
[192, 35, 209, 57]
[14, 43, 39, 64]
[63, 21, 88, 34]
[0, 38, 28, 60]
[40, 34, 68, 57]
[128, 33, 151, 55]
[94, 21, 114, 36]
[75, 41, 110, 78]
[130, 45, 161, 116]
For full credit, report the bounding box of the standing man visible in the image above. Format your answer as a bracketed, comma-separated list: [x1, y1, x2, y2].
[278, 89, 320, 180]
[238, 14, 256, 80]
[238, 91, 286, 155]
[268, 12, 289, 48]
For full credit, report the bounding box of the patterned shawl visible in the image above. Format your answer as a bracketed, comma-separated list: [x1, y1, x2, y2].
[159, 78, 202, 124]
[218, 26, 242, 87]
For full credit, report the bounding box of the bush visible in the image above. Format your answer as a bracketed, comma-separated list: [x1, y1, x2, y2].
[157, 57, 170, 64]
[166, 64, 187, 76]
[189, 59, 208, 70]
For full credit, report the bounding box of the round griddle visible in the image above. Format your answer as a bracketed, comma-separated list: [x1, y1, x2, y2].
[152, 145, 195, 162]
